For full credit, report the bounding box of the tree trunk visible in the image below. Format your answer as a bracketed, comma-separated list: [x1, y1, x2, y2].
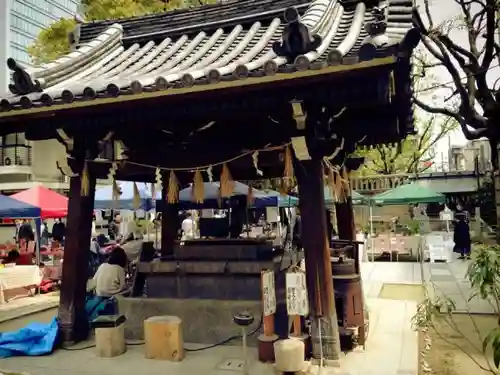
[492, 142, 500, 235]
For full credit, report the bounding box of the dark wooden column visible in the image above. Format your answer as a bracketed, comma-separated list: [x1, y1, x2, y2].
[160, 177, 179, 258]
[58, 152, 97, 344]
[335, 197, 356, 241]
[295, 158, 341, 360]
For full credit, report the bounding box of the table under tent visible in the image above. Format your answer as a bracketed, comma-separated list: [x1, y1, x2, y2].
[0, 195, 43, 304]
[366, 183, 447, 262]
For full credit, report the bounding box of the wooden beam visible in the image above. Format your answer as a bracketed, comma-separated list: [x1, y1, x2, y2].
[160, 173, 180, 258]
[58, 142, 97, 344]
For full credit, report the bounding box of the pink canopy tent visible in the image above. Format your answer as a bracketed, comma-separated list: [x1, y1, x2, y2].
[11, 185, 68, 218]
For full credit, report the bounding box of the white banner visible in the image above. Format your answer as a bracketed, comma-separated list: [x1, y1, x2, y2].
[286, 271, 309, 316]
[262, 270, 276, 316]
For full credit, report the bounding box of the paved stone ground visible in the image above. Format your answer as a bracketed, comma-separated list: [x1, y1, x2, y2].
[0, 293, 59, 324]
[0, 263, 423, 375]
[0, 295, 417, 375]
[361, 256, 495, 314]
[1, 258, 494, 375]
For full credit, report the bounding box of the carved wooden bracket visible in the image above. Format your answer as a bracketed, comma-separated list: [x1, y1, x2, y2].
[290, 100, 306, 130]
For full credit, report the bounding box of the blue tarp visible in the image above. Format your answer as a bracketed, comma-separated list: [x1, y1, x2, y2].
[0, 317, 58, 358]
[94, 181, 155, 210]
[0, 194, 41, 218]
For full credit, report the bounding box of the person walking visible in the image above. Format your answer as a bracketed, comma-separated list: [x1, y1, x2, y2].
[453, 212, 471, 260]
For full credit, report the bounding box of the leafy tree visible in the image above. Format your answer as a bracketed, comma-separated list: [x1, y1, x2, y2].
[28, 18, 77, 65]
[355, 55, 458, 175]
[28, 0, 212, 64]
[413, 0, 500, 222]
[357, 115, 457, 175]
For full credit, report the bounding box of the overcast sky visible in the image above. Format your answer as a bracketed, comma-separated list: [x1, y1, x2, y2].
[414, 0, 499, 154]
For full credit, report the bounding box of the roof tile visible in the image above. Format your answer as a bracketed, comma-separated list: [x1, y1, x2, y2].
[0, 0, 417, 113]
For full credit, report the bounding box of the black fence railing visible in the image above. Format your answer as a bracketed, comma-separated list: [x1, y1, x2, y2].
[0, 145, 33, 166]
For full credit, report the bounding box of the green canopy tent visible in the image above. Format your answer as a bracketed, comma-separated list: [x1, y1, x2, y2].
[369, 183, 445, 205]
[324, 186, 366, 206]
[366, 184, 445, 260]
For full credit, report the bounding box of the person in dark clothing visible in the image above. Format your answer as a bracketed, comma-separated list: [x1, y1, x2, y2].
[292, 213, 302, 250]
[453, 212, 471, 260]
[18, 220, 34, 242]
[18, 220, 34, 251]
[2, 249, 20, 264]
[107, 216, 121, 241]
[52, 219, 66, 243]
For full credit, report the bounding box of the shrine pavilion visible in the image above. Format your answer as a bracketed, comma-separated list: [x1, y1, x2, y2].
[0, 0, 419, 358]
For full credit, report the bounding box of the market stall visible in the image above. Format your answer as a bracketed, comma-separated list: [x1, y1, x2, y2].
[366, 184, 446, 261]
[0, 195, 43, 303]
[11, 185, 68, 278]
[11, 185, 68, 218]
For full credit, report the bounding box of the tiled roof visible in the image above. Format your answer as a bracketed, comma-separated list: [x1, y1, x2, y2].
[78, 0, 313, 44]
[0, 0, 416, 113]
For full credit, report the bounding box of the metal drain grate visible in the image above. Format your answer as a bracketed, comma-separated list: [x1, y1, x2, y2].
[216, 358, 245, 371]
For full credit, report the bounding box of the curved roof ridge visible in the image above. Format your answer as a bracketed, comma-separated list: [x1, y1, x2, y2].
[0, 0, 421, 112]
[79, 0, 311, 44]
[7, 24, 123, 97]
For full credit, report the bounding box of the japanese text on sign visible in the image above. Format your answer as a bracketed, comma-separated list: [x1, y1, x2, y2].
[262, 270, 276, 316]
[286, 271, 309, 316]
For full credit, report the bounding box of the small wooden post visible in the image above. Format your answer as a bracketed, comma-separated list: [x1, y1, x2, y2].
[160, 173, 179, 258]
[292, 315, 302, 337]
[257, 269, 278, 362]
[335, 197, 356, 241]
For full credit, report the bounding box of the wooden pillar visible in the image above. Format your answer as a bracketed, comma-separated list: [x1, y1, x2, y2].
[58, 158, 96, 344]
[295, 158, 340, 360]
[335, 197, 356, 241]
[160, 178, 179, 258]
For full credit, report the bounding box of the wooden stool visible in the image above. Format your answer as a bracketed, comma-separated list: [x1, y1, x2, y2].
[91, 315, 127, 358]
[144, 316, 185, 361]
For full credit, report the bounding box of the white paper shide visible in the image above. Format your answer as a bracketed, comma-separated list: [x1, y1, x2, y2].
[262, 270, 276, 316]
[286, 271, 309, 316]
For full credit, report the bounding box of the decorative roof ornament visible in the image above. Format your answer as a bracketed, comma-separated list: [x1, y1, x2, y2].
[359, 4, 390, 61]
[365, 5, 388, 37]
[273, 7, 322, 63]
[7, 58, 41, 96]
[68, 14, 85, 50]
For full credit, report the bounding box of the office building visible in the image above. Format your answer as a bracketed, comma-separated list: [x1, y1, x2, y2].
[0, 0, 80, 192]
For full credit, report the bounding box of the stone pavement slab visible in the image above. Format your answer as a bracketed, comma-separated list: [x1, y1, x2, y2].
[0, 294, 59, 323]
[361, 258, 496, 315]
[0, 297, 418, 375]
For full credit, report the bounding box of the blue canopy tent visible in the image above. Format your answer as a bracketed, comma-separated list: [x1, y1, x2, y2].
[262, 189, 299, 207]
[172, 182, 298, 209]
[94, 181, 155, 210]
[0, 195, 41, 218]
